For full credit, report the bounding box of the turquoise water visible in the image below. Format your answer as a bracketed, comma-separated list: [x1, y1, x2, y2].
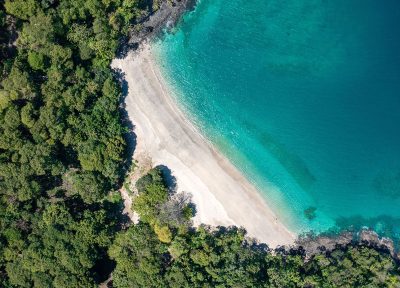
[154, 0, 400, 238]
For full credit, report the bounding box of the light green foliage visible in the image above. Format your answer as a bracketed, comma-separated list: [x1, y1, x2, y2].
[1, 65, 36, 100]
[18, 12, 55, 52]
[4, 0, 38, 20]
[67, 23, 94, 60]
[154, 223, 173, 243]
[20, 102, 36, 128]
[133, 168, 169, 224]
[169, 236, 189, 259]
[0, 90, 11, 111]
[27, 51, 45, 70]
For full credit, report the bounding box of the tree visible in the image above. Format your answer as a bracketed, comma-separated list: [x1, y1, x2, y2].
[18, 12, 55, 52]
[154, 224, 172, 243]
[1, 65, 36, 100]
[4, 0, 38, 20]
[133, 168, 169, 224]
[4, 202, 116, 287]
[20, 102, 36, 128]
[0, 0, 138, 284]
[63, 170, 109, 203]
[1, 1, 400, 287]
[27, 51, 45, 70]
[108, 223, 167, 288]
[0, 90, 11, 111]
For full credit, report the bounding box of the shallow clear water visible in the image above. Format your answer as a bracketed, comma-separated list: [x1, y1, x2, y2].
[154, 0, 400, 238]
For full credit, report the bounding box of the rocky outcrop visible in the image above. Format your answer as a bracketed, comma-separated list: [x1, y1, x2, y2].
[118, 0, 196, 57]
[296, 229, 397, 259]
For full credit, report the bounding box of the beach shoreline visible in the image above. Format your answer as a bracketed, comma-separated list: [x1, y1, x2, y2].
[112, 44, 295, 247]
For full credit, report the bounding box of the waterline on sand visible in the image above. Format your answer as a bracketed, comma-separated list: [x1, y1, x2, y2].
[112, 44, 295, 247]
[154, 0, 400, 240]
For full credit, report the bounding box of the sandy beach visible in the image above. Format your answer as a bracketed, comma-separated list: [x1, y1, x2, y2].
[112, 45, 295, 247]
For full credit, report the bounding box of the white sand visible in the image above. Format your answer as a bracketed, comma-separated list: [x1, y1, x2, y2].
[112, 45, 295, 247]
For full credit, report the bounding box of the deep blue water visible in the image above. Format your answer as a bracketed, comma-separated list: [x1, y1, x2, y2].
[154, 0, 400, 238]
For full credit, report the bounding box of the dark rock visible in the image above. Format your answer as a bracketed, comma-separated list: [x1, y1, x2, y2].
[117, 0, 195, 58]
[295, 229, 398, 259]
[129, 0, 194, 46]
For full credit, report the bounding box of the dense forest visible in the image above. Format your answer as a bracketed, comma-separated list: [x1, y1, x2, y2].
[0, 0, 399, 287]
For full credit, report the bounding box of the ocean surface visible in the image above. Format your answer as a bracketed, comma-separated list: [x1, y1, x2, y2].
[153, 0, 400, 238]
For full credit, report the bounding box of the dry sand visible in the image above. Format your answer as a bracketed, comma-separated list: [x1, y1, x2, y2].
[112, 45, 295, 247]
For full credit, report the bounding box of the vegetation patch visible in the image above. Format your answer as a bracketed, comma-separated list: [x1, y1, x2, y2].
[0, 1, 399, 287]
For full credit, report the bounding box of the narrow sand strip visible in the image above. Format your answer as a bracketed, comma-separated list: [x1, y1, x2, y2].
[112, 45, 295, 247]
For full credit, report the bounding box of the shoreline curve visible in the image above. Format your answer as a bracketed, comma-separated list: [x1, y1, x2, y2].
[112, 44, 295, 247]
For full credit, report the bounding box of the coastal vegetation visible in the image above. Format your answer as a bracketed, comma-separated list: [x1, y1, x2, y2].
[0, 0, 155, 286]
[0, 0, 399, 287]
[112, 168, 400, 287]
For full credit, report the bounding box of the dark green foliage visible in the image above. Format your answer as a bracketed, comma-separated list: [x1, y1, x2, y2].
[303, 246, 400, 287]
[0, 9, 5, 27]
[63, 170, 109, 204]
[1, 2, 16, 77]
[109, 223, 168, 288]
[5, 202, 116, 287]
[0, 0, 157, 286]
[165, 226, 270, 287]
[1, 1, 400, 287]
